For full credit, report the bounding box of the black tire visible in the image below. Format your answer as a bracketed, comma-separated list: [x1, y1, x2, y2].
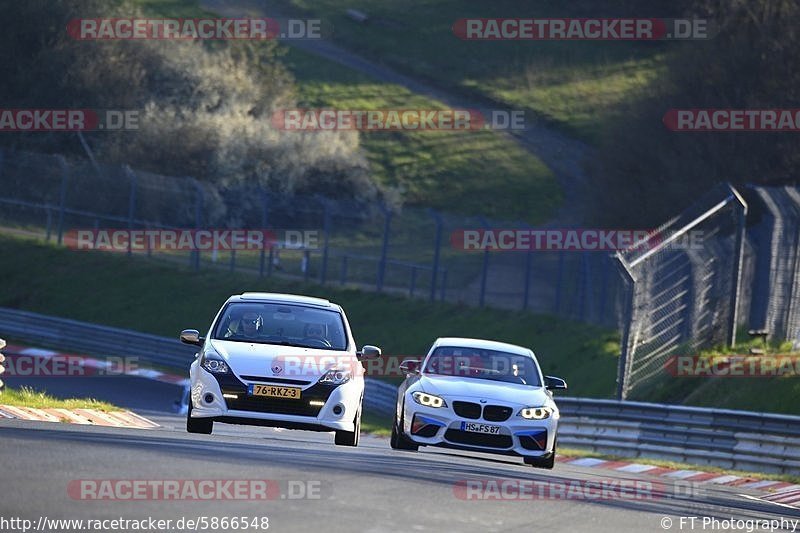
[186, 401, 213, 434]
[390, 407, 418, 451]
[335, 405, 361, 446]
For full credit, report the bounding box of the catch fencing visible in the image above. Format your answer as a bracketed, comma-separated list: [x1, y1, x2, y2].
[0, 149, 622, 327]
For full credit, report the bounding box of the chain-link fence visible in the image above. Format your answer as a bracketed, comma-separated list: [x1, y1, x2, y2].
[5, 150, 800, 401]
[745, 185, 800, 346]
[614, 183, 748, 400]
[0, 149, 625, 329]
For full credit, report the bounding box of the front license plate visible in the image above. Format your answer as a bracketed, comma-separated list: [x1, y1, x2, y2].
[461, 422, 501, 434]
[248, 384, 301, 399]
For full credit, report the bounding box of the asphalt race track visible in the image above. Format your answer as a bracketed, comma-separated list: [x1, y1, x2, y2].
[2, 375, 799, 532]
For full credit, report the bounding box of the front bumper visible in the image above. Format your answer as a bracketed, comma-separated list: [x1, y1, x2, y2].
[189, 363, 362, 432]
[402, 399, 558, 458]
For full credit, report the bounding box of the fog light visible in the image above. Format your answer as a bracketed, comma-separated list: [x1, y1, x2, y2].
[332, 404, 344, 416]
[308, 400, 325, 407]
[204, 393, 215, 404]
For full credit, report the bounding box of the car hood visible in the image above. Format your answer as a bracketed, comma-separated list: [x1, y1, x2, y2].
[418, 374, 551, 406]
[208, 339, 356, 380]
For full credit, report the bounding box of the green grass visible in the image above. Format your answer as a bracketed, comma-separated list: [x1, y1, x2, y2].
[282, 46, 561, 221]
[1, 386, 118, 412]
[632, 335, 800, 416]
[0, 234, 620, 398]
[286, 0, 678, 143]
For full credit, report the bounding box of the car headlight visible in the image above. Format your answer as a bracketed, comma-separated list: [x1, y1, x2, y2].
[412, 391, 447, 408]
[319, 368, 351, 385]
[519, 406, 553, 420]
[202, 357, 230, 374]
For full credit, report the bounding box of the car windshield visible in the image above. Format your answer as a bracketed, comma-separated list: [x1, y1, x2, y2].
[423, 346, 541, 387]
[212, 302, 348, 350]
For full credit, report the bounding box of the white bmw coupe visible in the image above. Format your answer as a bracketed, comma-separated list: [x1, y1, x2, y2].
[391, 337, 567, 468]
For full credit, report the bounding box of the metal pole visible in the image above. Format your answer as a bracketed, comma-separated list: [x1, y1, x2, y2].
[259, 192, 269, 277]
[320, 200, 331, 285]
[56, 156, 69, 245]
[377, 206, 391, 292]
[125, 166, 137, 257]
[554, 251, 565, 314]
[615, 254, 637, 401]
[340, 256, 348, 285]
[727, 184, 748, 347]
[192, 181, 204, 271]
[429, 209, 443, 301]
[478, 216, 490, 308]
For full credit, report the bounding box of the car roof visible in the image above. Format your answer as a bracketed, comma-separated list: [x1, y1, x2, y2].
[431, 337, 533, 357]
[228, 292, 337, 310]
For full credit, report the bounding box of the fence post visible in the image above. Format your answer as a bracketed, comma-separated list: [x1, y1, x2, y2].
[56, 156, 69, 245]
[320, 200, 331, 285]
[440, 269, 448, 302]
[192, 181, 204, 271]
[599, 255, 610, 325]
[259, 191, 269, 277]
[377, 205, 392, 292]
[45, 208, 52, 242]
[615, 254, 637, 401]
[303, 250, 311, 282]
[0, 338, 5, 392]
[230, 250, 237, 272]
[429, 209, 443, 302]
[478, 216, 490, 307]
[125, 166, 137, 257]
[554, 251, 565, 314]
[579, 253, 593, 323]
[727, 184, 748, 347]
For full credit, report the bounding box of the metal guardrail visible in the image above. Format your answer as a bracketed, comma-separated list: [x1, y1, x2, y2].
[556, 397, 800, 475]
[0, 337, 5, 391]
[0, 307, 197, 369]
[2, 307, 800, 474]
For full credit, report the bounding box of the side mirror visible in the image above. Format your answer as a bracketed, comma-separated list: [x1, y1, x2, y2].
[399, 359, 421, 376]
[180, 329, 204, 346]
[357, 345, 382, 360]
[544, 375, 567, 391]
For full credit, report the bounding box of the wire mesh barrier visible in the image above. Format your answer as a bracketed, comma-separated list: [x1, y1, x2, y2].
[745, 186, 800, 346]
[614, 184, 748, 400]
[8, 149, 800, 405]
[0, 149, 625, 328]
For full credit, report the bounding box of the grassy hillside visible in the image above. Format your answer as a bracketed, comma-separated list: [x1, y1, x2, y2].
[285, 0, 688, 143]
[283, 47, 560, 221]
